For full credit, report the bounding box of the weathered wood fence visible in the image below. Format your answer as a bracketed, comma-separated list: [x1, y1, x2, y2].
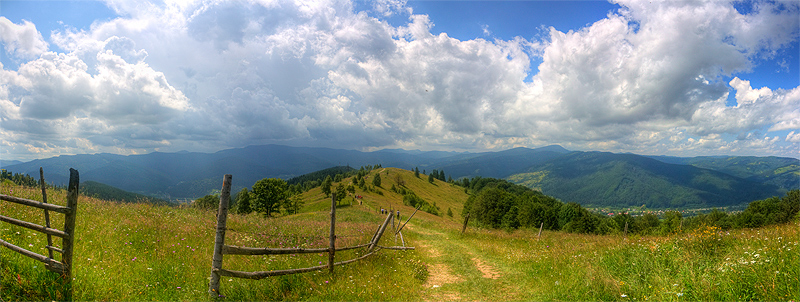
[0, 168, 79, 295]
[208, 175, 414, 298]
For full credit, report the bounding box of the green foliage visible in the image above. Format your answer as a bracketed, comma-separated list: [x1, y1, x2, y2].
[427, 173, 434, 183]
[402, 190, 439, 216]
[321, 175, 333, 197]
[414, 167, 420, 178]
[192, 194, 219, 210]
[282, 195, 304, 215]
[234, 188, 252, 214]
[0, 169, 37, 187]
[372, 173, 382, 187]
[252, 178, 288, 217]
[447, 207, 453, 218]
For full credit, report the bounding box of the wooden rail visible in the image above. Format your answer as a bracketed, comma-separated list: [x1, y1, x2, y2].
[208, 174, 415, 298]
[0, 168, 79, 299]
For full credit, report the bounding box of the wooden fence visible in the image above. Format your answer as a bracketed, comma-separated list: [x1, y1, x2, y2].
[0, 168, 79, 296]
[208, 174, 415, 298]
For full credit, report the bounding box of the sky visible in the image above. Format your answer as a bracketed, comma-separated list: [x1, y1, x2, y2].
[0, 0, 798, 162]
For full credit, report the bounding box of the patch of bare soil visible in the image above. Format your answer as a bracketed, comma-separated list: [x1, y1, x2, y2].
[423, 263, 464, 301]
[472, 257, 501, 279]
[424, 263, 463, 287]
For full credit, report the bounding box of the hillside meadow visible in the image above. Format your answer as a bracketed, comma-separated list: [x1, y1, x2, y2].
[1, 168, 799, 301]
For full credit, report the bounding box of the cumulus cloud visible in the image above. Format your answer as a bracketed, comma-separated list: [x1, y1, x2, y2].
[0, 17, 49, 59]
[1, 0, 798, 160]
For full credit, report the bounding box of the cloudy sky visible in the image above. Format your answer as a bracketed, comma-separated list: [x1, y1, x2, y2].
[1, 0, 798, 162]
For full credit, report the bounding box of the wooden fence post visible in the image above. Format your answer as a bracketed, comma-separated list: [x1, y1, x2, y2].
[61, 168, 79, 298]
[623, 221, 628, 240]
[329, 192, 336, 274]
[39, 168, 54, 260]
[369, 213, 393, 252]
[209, 174, 232, 298]
[537, 222, 543, 240]
[461, 213, 470, 235]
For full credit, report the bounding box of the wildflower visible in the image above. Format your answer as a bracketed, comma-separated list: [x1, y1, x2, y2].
[621, 294, 628, 298]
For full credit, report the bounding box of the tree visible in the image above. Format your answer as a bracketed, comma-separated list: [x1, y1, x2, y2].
[438, 170, 447, 181]
[321, 175, 333, 197]
[235, 188, 252, 214]
[335, 183, 346, 205]
[414, 167, 420, 178]
[428, 173, 434, 183]
[372, 173, 382, 187]
[193, 194, 219, 210]
[283, 195, 304, 215]
[252, 178, 288, 217]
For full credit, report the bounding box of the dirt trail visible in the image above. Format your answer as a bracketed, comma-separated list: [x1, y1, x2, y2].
[410, 222, 505, 301]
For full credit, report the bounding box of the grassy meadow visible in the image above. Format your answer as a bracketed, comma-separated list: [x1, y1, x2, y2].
[2, 168, 798, 301]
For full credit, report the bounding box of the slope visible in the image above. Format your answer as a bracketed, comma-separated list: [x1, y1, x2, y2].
[509, 152, 784, 209]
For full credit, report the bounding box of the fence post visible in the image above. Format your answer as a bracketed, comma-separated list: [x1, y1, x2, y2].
[61, 168, 79, 298]
[209, 174, 232, 298]
[623, 221, 628, 240]
[461, 213, 470, 235]
[537, 222, 543, 240]
[329, 192, 336, 274]
[39, 168, 54, 260]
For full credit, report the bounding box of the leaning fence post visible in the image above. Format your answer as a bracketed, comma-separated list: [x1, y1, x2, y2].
[537, 222, 543, 240]
[329, 192, 336, 274]
[461, 213, 470, 235]
[62, 168, 79, 298]
[39, 168, 54, 260]
[209, 174, 232, 298]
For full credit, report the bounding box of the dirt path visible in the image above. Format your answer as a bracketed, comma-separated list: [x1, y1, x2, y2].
[409, 222, 506, 301]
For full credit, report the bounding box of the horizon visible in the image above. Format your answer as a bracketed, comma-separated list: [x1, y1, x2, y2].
[1, 0, 798, 162]
[2, 143, 799, 165]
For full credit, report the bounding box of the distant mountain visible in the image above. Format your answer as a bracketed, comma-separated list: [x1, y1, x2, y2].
[3, 144, 445, 199]
[81, 181, 169, 204]
[1, 160, 24, 168]
[508, 152, 787, 209]
[428, 145, 571, 179]
[4, 144, 794, 208]
[646, 155, 799, 190]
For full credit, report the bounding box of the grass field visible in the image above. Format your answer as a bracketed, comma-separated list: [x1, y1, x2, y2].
[2, 168, 798, 301]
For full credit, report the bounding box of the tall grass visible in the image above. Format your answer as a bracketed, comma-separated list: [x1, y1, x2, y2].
[3, 179, 798, 301]
[1, 184, 426, 301]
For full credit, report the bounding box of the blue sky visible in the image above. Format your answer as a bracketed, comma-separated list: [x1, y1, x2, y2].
[1, 0, 798, 162]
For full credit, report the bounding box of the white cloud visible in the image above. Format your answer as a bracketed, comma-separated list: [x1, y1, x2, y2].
[0, 17, 49, 59]
[1, 0, 798, 160]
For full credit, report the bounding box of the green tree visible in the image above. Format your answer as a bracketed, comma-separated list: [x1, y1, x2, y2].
[235, 188, 252, 214]
[252, 178, 288, 217]
[283, 195, 304, 215]
[321, 175, 333, 197]
[193, 194, 219, 210]
[447, 207, 453, 218]
[414, 167, 420, 178]
[335, 183, 346, 205]
[428, 173, 434, 183]
[372, 173, 382, 187]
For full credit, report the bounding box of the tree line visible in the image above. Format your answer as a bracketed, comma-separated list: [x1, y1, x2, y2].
[459, 176, 800, 235]
[193, 164, 385, 217]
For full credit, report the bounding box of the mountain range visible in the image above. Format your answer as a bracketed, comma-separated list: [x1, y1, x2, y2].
[3, 144, 797, 208]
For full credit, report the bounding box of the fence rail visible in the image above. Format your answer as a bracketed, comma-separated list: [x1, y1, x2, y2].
[0, 168, 79, 298]
[208, 174, 415, 298]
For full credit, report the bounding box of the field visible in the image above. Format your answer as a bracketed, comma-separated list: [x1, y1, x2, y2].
[2, 168, 798, 301]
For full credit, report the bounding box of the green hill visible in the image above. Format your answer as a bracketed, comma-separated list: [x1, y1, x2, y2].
[81, 181, 169, 204]
[509, 152, 784, 209]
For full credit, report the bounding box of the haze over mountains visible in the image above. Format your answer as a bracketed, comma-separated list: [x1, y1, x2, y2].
[3, 145, 797, 208]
